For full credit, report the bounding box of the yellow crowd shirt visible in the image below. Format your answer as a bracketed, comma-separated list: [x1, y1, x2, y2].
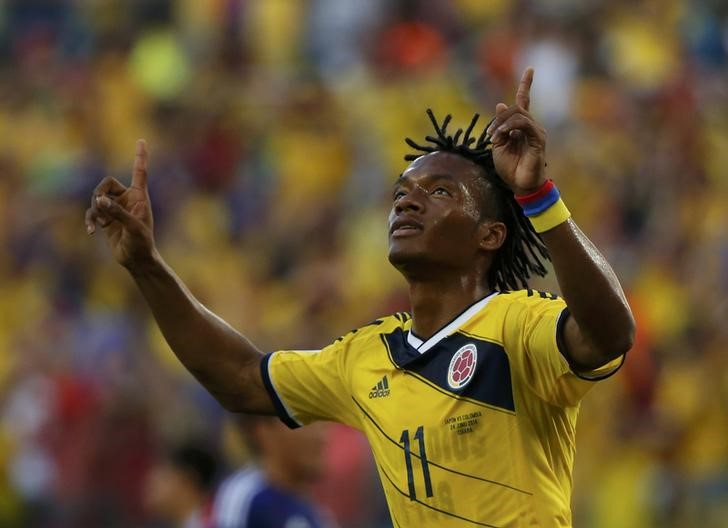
[261, 290, 623, 527]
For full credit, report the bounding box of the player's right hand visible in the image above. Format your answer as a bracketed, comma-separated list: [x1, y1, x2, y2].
[85, 140, 156, 270]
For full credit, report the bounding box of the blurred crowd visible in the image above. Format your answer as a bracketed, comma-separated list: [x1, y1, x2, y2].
[1, 0, 728, 526]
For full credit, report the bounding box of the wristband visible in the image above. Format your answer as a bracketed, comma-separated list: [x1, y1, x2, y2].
[528, 198, 571, 233]
[515, 179, 571, 233]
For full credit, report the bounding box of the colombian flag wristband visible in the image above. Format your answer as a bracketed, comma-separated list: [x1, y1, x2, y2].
[515, 179, 571, 233]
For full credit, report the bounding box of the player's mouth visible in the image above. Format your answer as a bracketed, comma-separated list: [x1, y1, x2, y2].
[390, 217, 424, 237]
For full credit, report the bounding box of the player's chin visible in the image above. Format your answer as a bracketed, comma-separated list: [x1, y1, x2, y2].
[387, 241, 431, 269]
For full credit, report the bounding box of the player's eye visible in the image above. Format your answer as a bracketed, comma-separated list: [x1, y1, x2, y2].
[432, 187, 452, 197]
[393, 190, 406, 201]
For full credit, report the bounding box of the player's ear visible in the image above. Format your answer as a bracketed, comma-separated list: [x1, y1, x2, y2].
[478, 220, 506, 251]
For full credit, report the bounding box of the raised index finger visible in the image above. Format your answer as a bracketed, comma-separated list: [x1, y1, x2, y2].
[131, 139, 148, 190]
[516, 68, 534, 111]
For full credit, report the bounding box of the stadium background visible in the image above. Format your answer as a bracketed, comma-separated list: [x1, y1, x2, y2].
[1, 0, 728, 526]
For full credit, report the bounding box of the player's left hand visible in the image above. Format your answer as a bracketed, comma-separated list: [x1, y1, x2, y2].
[487, 68, 547, 195]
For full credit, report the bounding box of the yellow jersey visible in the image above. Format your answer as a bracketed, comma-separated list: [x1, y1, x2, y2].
[261, 290, 623, 527]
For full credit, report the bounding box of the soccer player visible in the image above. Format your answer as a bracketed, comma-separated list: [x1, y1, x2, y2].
[85, 69, 635, 527]
[212, 417, 332, 527]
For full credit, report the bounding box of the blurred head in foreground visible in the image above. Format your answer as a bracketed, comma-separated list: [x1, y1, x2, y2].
[238, 415, 327, 492]
[144, 442, 218, 527]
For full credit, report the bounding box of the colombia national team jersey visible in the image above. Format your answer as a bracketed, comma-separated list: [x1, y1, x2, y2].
[261, 290, 623, 527]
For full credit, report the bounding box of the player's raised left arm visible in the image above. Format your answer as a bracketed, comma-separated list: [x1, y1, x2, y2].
[488, 68, 636, 371]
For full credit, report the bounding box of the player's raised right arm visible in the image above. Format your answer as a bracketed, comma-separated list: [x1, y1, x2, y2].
[84, 140, 274, 415]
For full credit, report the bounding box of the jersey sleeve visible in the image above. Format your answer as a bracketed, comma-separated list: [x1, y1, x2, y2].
[260, 334, 362, 429]
[502, 291, 623, 407]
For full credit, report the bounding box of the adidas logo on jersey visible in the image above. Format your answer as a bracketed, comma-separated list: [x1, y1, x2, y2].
[369, 376, 390, 399]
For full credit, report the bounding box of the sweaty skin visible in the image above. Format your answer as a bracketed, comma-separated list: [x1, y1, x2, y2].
[84, 68, 634, 414]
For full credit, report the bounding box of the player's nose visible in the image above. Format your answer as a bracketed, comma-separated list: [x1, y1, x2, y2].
[394, 187, 425, 215]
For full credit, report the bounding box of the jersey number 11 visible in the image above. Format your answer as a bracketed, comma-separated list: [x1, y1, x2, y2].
[400, 426, 434, 500]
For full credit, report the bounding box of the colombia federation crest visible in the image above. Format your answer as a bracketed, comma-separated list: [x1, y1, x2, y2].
[447, 343, 477, 390]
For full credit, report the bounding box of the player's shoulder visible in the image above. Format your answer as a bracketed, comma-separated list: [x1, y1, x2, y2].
[491, 288, 565, 312]
[332, 312, 410, 346]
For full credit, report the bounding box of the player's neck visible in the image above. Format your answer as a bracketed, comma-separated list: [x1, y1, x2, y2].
[407, 274, 491, 340]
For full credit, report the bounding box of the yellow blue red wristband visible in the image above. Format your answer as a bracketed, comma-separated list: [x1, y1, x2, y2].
[515, 179, 559, 215]
[515, 179, 571, 233]
[527, 198, 571, 233]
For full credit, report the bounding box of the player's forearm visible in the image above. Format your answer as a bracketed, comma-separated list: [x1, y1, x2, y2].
[541, 219, 635, 365]
[126, 251, 273, 414]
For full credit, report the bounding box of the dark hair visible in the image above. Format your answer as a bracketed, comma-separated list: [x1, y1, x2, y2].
[168, 443, 218, 492]
[404, 109, 550, 290]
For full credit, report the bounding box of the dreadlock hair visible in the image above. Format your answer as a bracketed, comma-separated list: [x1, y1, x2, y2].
[404, 109, 550, 291]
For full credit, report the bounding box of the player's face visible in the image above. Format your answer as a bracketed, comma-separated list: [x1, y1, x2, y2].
[388, 151, 490, 274]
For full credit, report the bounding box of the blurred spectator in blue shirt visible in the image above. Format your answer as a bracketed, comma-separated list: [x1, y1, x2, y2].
[212, 416, 334, 528]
